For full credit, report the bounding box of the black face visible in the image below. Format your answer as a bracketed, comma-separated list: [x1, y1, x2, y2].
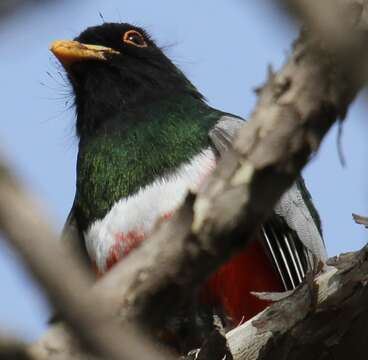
[59, 23, 201, 138]
[75, 23, 155, 61]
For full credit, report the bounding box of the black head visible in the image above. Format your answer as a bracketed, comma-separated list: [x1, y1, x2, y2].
[50, 23, 203, 137]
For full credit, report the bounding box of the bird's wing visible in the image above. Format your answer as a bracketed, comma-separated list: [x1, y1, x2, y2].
[61, 204, 91, 266]
[275, 179, 327, 261]
[209, 115, 326, 290]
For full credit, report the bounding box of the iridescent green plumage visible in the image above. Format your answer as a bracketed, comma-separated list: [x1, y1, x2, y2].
[75, 95, 224, 230]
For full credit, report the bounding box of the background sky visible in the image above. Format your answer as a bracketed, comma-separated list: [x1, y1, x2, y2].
[1, 0, 367, 342]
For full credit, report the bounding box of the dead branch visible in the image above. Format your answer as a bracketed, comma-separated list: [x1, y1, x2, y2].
[0, 335, 30, 360]
[283, 0, 366, 46]
[224, 247, 368, 360]
[353, 213, 368, 228]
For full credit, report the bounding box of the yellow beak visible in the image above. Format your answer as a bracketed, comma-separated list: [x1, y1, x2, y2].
[49, 40, 119, 68]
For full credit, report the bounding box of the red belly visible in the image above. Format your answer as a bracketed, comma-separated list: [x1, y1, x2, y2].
[97, 230, 283, 325]
[200, 239, 283, 324]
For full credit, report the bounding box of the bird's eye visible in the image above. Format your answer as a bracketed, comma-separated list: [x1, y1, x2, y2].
[123, 30, 148, 48]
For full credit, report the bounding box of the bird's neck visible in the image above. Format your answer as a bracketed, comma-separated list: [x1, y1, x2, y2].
[74, 95, 221, 231]
[72, 62, 204, 138]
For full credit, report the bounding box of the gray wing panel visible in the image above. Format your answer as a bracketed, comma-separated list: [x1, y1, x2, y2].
[208, 115, 245, 154]
[209, 115, 327, 290]
[275, 183, 327, 261]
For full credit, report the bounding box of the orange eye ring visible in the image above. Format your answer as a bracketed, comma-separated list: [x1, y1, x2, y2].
[123, 30, 148, 48]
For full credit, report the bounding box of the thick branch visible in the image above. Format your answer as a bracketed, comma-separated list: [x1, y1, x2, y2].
[0, 335, 31, 360]
[224, 246, 368, 360]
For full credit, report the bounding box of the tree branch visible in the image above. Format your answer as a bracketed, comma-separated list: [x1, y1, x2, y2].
[223, 247, 368, 360]
[0, 335, 31, 360]
[353, 213, 368, 228]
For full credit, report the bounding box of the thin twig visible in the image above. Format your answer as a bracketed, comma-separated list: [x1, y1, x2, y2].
[353, 213, 368, 228]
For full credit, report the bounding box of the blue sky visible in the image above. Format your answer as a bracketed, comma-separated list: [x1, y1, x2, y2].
[1, 0, 367, 341]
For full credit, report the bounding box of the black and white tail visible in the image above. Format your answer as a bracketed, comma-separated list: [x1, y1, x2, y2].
[262, 180, 327, 290]
[262, 219, 312, 290]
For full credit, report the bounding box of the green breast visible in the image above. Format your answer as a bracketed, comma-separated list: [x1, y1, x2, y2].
[74, 96, 221, 230]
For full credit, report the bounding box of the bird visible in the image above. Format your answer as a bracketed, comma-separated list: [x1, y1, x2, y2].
[50, 22, 326, 348]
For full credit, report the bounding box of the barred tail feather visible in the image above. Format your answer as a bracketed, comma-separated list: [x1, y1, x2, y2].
[262, 218, 312, 291]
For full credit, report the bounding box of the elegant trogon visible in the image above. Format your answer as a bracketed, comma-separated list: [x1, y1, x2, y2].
[50, 22, 326, 347]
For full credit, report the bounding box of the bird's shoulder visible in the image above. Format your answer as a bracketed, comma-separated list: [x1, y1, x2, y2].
[208, 113, 245, 155]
